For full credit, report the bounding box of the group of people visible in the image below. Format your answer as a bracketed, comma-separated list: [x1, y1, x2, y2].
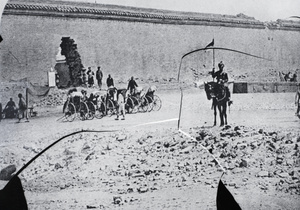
[65, 74, 140, 121]
[107, 76, 139, 120]
[0, 93, 29, 123]
[83, 66, 117, 91]
[84, 66, 104, 89]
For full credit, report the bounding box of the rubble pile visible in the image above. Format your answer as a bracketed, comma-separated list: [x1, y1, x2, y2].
[1, 125, 295, 208]
[192, 125, 300, 195]
[34, 88, 67, 107]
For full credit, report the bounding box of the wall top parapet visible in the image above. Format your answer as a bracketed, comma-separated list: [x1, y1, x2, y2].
[4, 0, 300, 31]
[4, 0, 266, 29]
[266, 19, 300, 31]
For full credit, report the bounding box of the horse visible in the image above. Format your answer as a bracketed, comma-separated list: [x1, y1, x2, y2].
[204, 81, 229, 126]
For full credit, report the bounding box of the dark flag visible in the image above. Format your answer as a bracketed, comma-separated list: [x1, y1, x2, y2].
[290, 16, 300, 19]
[216, 179, 242, 210]
[205, 39, 214, 48]
[0, 35, 3, 43]
[0, 176, 28, 210]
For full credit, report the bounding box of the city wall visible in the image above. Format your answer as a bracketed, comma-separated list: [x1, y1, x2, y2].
[0, 0, 300, 87]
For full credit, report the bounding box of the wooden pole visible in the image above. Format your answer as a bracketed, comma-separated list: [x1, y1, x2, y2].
[177, 88, 183, 129]
[213, 48, 215, 82]
[26, 87, 29, 120]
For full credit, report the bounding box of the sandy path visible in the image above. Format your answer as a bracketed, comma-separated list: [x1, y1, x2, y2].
[0, 88, 299, 209]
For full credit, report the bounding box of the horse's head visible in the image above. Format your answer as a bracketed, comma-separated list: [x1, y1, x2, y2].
[204, 82, 213, 100]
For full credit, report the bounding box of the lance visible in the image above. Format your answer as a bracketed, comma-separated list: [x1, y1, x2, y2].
[212, 48, 215, 82]
[177, 46, 271, 82]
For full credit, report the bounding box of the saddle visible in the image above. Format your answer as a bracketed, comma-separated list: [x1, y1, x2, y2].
[204, 82, 226, 101]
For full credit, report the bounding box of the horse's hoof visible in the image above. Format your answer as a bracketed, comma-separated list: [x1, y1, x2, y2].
[220, 124, 224, 127]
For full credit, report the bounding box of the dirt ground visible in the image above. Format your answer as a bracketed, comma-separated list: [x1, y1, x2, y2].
[0, 87, 299, 209]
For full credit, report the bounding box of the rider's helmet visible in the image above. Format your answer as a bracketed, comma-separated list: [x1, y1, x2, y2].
[218, 61, 224, 70]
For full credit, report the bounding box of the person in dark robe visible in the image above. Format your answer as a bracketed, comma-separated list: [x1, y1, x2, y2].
[127, 76, 138, 95]
[4, 98, 16, 118]
[106, 74, 114, 88]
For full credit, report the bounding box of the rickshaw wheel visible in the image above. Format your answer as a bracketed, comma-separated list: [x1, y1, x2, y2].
[65, 103, 76, 122]
[86, 101, 95, 120]
[130, 96, 139, 114]
[95, 101, 106, 119]
[106, 99, 115, 117]
[152, 95, 162, 111]
[139, 96, 149, 113]
[125, 97, 134, 114]
[79, 102, 89, 121]
[146, 95, 154, 112]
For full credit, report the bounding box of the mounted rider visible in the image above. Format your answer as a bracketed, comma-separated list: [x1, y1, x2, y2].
[211, 61, 233, 105]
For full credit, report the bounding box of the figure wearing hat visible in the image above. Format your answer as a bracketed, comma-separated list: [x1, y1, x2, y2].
[211, 61, 232, 105]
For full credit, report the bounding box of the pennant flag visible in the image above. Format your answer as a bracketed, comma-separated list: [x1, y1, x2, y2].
[0, 35, 3, 43]
[205, 39, 214, 49]
[0, 176, 28, 210]
[290, 16, 300, 19]
[216, 179, 242, 210]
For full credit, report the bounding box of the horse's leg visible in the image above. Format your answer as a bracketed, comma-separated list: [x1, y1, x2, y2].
[223, 102, 228, 125]
[213, 101, 217, 126]
[218, 104, 224, 126]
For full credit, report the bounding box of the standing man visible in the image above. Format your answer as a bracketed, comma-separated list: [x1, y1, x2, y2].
[106, 74, 114, 88]
[127, 76, 138, 95]
[96, 66, 103, 90]
[115, 90, 126, 120]
[17, 93, 29, 123]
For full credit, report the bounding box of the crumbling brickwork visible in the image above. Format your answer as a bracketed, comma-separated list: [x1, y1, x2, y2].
[60, 37, 85, 87]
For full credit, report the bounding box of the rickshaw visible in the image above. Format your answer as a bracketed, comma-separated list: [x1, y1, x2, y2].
[144, 86, 162, 111]
[87, 91, 106, 119]
[128, 86, 151, 113]
[63, 91, 89, 122]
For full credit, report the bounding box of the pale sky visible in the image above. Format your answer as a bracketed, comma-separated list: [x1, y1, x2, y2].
[64, 0, 300, 22]
[0, 0, 300, 23]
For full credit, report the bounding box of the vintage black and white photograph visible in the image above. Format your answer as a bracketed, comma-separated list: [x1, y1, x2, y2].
[0, 0, 299, 209]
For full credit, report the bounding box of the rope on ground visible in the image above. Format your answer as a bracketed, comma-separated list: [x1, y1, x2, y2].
[130, 118, 178, 127]
[178, 128, 226, 173]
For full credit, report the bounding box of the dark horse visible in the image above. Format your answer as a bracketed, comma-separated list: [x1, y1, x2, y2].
[204, 82, 229, 126]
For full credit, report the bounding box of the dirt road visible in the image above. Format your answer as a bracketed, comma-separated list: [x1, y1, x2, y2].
[0, 87, 299, 209]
